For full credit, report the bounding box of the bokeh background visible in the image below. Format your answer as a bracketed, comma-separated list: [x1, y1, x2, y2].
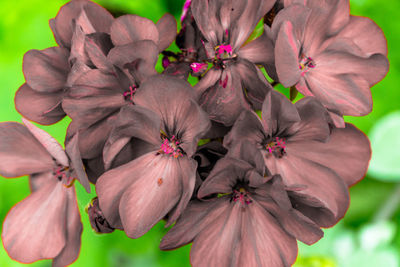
[0, 0, 399, 266]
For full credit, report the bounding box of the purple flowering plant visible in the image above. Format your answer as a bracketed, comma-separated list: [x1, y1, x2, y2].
[0, 0, 388, 266]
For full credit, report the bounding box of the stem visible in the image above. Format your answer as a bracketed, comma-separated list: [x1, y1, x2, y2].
[373, 183, 400, 222]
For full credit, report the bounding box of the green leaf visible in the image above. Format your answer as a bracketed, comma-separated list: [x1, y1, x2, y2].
[368, 111, 400, 181]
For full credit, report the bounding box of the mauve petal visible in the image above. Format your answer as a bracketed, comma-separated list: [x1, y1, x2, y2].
[160, 198, 230, 250]
[84, 32, 113, 70]
[96, 153, 156, 229]
[194, 68, 221, 97]
[191, 0, 223, 45]
[306, 72, 372, 116]
[316, 51, 389, 86]
[29, 171, 53, 193]
[238, 201, 298, 267]
[2, 181, 67, 263]
[107, 40, 158, 81]
[275, 21, 301, 87]
[119, 155, 190, 238]
[262, 90, 300, 136]
[83, 155, 105, 184]
[224, 110, 266, 149]
[230, 0, 276, 49]
[234, 59, 272, 109]
[226, 141, 266, 177]
[22, 118, 69, 167]
[65, 134, 91, 193]
[286, 96, 330, 142]
[336, 15, 387, 56]
[219, 0, 246, 34]
[254, 195, 323, 245]
[53, 187, 82, 267]
[198, 157, 253, 198]
[66, 60, 91, 88]
[77, 116, 115, 159]
[110, 15, 159, 46]
[289, 123, 371, 186]
[191, 202, 242, 266]
[69, 22, 90, 65]
[266, 150, 349, 220]
[156, 13, 177, 51]
[238, 31, 274, 65]
[166, 158, 197, 226]
[23, 47, 69, 93]
[199, 69, 250, 126]
[69, 69, 121, 96]
[53, 0, 113, 48]
[0, 122, 53, 177]
[15, 83, 65, 125]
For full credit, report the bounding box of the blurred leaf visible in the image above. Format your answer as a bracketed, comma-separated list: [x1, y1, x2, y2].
[368, 111, 400, 181]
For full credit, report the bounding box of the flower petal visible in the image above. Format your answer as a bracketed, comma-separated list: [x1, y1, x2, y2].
[238, 31, 274, 65]
[110, 15, 159, 46]
[2, 180, 67, 263]
[22, 118, 69, 167]
[0, 122, 53, 177]
[156, 13, 177, 51]
[23, 47, 69, 93]
[84, 32, 114, 70]
[15, 83, 65, 125]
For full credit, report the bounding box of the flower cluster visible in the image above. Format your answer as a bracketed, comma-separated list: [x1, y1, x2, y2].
[0, 0, 387, 266]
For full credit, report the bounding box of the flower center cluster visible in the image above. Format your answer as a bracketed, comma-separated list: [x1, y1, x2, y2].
[232, 187, 253, 205]
[123, 85, 137, 102]
[298, 54, 315, 75]
[265, 137, 286, 158]
[53, 165, 74, 186]
[159, 134, 183, 158]
[215, 44, 233, 60]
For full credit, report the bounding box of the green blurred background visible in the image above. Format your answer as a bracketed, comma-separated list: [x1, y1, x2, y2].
[0, 0, 399, 266]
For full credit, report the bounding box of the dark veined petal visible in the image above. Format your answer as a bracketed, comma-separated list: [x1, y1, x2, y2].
[265, 150, 350, 222]
[65, 133, 91, 193]
[110, 15, 159, 46]
[156, 13, 177, 51]
[119, 155, 195, 238]
[52, 0, 113, 48]
[194, 68, 221, 98]
[15, 83, 65, 125]
[190, 202, 242, 266]
[305, 72, 372, 116]
[160, 198, 230, 250]
[335, 15, 387, 56]
[262, 90, 300, 136]
[289, 123, 371, 186]
[237, 200, 298, 267]
[23, 47, 69, 93]
[53, 186, 83, 267]
[191, 0, 223, 45]
[22, 118, 69, 167]
[275, 21, 302, 87]
[238, 31, 274, 65]
[2, 180, 67, 263]
[84, 32, 114, 70]
[0, 122, 53, 177]
[29, 171, 53, 193]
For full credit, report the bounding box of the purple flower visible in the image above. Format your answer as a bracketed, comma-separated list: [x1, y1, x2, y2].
[15, 0, 114, 125]
[225, 90, 371, 227]
[269, 0, 389, 126]
[161, 151, 324, 266]
[96, 75, 211, 238]
[0, 119, 89, 266]
[190, 0, 276, 125]
[86, 197, 115, 234]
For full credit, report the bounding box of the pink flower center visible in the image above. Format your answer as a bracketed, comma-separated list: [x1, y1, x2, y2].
[265, 137, 286, 158]
[123, 85, 137, 102]
[215, 44, 233, 60]
[299, 54, 315, 75]
[159, 135, 183, 158]
[53, 165, 74, 186]
[232, 188, 253, 205]
[190, 62, 208, 73]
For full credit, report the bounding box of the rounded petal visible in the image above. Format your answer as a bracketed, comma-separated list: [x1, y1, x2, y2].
[23, 47, 69, 93]
[15, 83, 65, 125]
[110, 15, 159, 46]
[238, 31, 274, 65]
[0, 122, 53, 177]
[2, 181, 67, 263]
[156, 13, 177, 51]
